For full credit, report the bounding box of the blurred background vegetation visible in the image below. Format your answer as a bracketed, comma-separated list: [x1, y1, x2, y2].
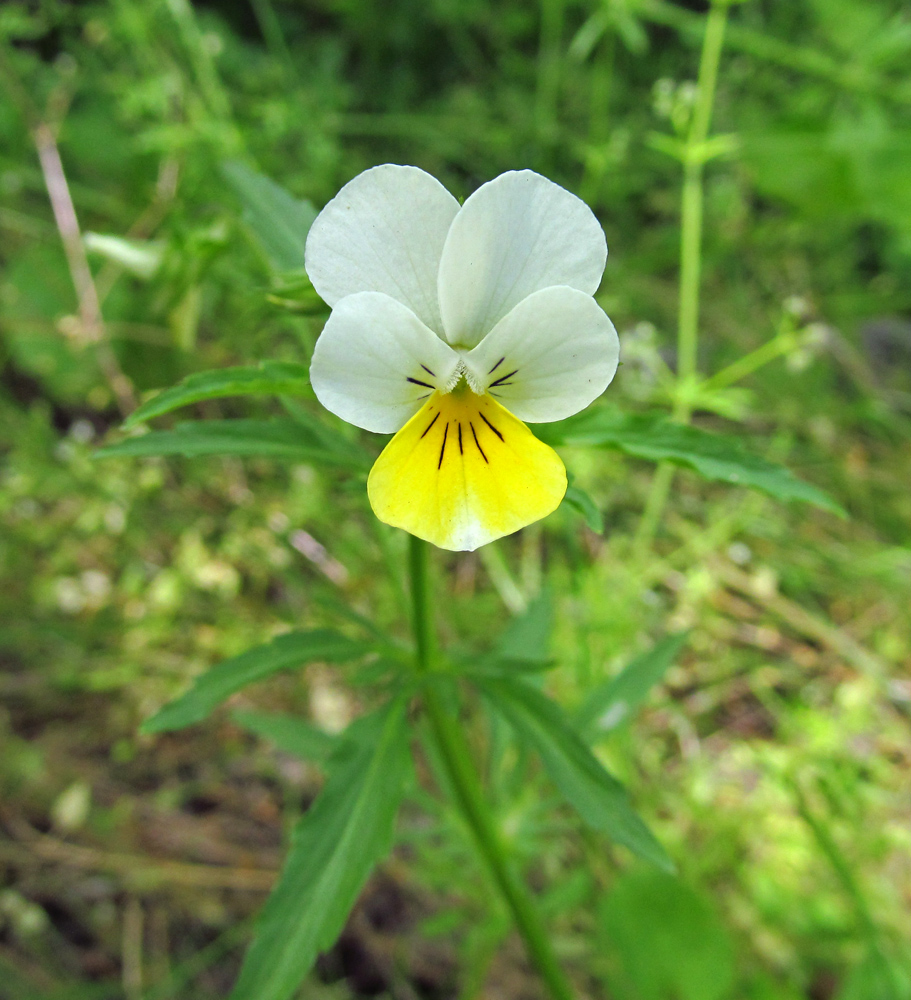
[1, 0, 910, 997]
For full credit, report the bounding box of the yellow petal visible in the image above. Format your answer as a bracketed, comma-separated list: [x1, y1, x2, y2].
[367, 386, 567, 551]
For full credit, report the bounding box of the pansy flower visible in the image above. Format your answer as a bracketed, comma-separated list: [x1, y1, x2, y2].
[306, 165, 619, 551]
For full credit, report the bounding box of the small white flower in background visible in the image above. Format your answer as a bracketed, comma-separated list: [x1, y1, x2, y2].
[306, 165, 620, 551]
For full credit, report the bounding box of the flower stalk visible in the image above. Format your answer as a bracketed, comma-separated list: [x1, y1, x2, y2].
[635, 0, 730, 555]
[408, 536, 575, 1000]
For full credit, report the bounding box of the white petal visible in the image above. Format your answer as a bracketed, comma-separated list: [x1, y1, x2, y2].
[463, 286, 619, 423]
[309, 292, 461, 433]
[437, 170, 607, 348]
[305, 164, 460, 334]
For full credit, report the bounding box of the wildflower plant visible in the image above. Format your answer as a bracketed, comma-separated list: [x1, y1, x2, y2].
[102, 14, 844, 996]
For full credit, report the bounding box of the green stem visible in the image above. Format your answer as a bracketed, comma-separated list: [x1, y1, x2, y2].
[700, 325, 796, 393]
[675, 0, 728, 417]
[535, 0, 565, 146]
[633, 462, 676, 559]
[637, 0, 729, 551]
[408, 536, 575, 1000]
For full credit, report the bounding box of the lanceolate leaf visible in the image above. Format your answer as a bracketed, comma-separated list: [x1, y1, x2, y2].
[124, 362, 311, 428]
[479, 676, 673, 872]
[575, 633, 689, 737]
[97, 419, 370, 469]
[538, 408, 845, 516]
[222, 161, 318, 273]
[462, 593, 557, 676]
[495, 592, 554, 664]
[143, 631, 373, 734]
[561, 484, 605, 533]
[229, 701, 412, 1000]
[231, 710, 338, 763]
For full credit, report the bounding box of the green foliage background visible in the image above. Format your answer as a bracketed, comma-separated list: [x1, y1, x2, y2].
[1, 0, 910, 998]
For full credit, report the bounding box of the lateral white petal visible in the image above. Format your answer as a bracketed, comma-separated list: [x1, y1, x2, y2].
[309, 292, 461, 433]
[464, 286, 620, 423]
[305, 164, 460, 334]
[437, 170, 607, 348]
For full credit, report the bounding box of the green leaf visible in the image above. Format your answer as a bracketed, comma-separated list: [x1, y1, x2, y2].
[478, 676, 673, 871]
[222, 161, 318, 273]
[575, 633, 688, 737]
[229, 700, 412, 1000]
[142, 631, 372, 733]
[124, 362, 311, 428]
[599, 869, 735, 1000]
[837, 948, 911, 1000]
[231, 710, 338, 763]
[561, 485, 604, 533]
[538, 407, 846, 515]
[97, 419, 370, 469]
[461, 593, 558, 675]
[495, 592, 554, 664]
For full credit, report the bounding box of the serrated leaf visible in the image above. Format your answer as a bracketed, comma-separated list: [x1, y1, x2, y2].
[97, 419, 370, 469]
[478, 676, 673, 871]
[575, 633, 688, 736]
[561, 485, 604, 533]
[125, 362, 311, 428]
[231, 710, 338, 762]
[222, 161, 317, 273]
[143, 631, 373, 733]
[539, 407, 845, 516]
[229, 700, 412, 1000]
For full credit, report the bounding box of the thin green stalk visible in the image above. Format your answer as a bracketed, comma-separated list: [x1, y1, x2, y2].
[408, 536, 575, 1000]
[535, 0, 566, 146]
[639, 0, 910, 106]
[675, 0, 728, 414]
[701, 325, 796, 392]
[633, 462, 675, 560]
[478, 543, 528, 614]
[792, 780, 879, 945]
[635, 0, 729, 553]
[408, 532, 435, 669]
[250, 0, 295, 78]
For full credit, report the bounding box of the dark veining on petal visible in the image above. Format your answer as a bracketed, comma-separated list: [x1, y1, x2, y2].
[438, 422, 449, 469]
[489, 368, 518, 388]
[421, 412, 440, 439]
[420, 364, 436, 377]
[479, 412, 504, 441]
[458, 422, 463, 454]
[470, 423, 488, 463]
[488, 356, 505, 375]
[407, 376, 434, 389]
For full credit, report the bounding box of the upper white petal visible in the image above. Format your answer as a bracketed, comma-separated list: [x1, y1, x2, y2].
[309, 292, 461, 433]
[463, 286, 620, 423]
[304, 164, 460, 334]
[437, 170, 608, 348]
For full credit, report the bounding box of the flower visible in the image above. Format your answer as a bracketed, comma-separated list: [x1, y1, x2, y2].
[306, 165, 620, 552]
